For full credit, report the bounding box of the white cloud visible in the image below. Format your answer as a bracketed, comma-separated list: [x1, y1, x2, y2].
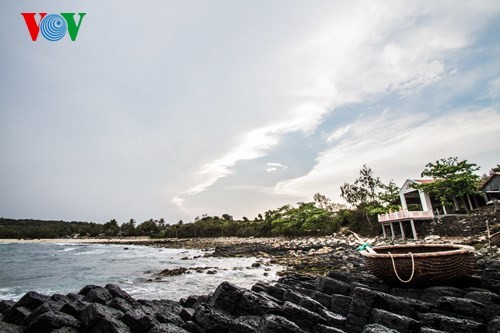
[175, 1, 499, 207]
[2, 1, 500, 222]
[275, 107, 500, 201]
[266, 162, 288, 173]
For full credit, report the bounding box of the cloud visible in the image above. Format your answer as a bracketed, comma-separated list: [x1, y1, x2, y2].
[1, 1, 500, 222]
[275, 107, 500, 200]
[175, 1, 500, 208]
[266, 162, 288, 173]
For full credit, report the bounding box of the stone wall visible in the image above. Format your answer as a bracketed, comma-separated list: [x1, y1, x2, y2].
[421, 204, 499, 237]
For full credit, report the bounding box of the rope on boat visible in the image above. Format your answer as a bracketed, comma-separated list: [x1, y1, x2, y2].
[388, 251, 415, 283]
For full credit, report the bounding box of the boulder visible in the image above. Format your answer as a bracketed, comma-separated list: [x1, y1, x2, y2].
[235, 290, 280, 316]
[108, 297, 135, 313]
[79, 303, 123, 330]
[317, 277, 351, 296]
[0, 300, 15, 314]
[106, 284, 140, 305]
[435, 296, 488, 322]
[50, 327, 80, 333]
[418, 312, 486, 333]
[193, 303, 232, 333]
[420, 286, 465, 303]
[209, 281, 244, 314]
[310, 291, 331, 308]
[122, 308, 159, 333]
[228, 315, 260, 333]
[369, 308, 420, 333]
[361, 324, 400, 333]
[24, 310, 81, 333]
[146, 323, 190, 333]
[488, 316, 500, 333]
[0, 320, 22, 333]
[91, 316, 132, 333]
[313, 323, 346, 333]
[256, 314, 306, 333]
[330, 294, 352, 317]
[279, 301, 325, 329]
[82, 286, 113, 304]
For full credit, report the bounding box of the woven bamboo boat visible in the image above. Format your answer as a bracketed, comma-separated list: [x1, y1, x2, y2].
[360, 244, 476, 284]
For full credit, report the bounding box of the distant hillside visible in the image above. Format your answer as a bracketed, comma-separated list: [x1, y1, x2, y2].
[0, 218, 103, 239]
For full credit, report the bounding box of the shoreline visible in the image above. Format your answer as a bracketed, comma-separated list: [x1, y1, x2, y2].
[0, 237, 153, 244]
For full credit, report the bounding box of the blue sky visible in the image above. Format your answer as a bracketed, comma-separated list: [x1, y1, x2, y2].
[1, 1, 499, 224]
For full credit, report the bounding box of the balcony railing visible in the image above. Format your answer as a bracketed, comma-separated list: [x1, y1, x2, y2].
[378, 210, 434, 222]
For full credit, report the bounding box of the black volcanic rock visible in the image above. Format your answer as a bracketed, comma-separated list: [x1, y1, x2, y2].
[0, 255, 499, 333]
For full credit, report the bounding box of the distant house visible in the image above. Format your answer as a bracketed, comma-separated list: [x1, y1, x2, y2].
[378, 178, 485, 240]
[378, 179, 436, 240]
[481, 172, 500, 202]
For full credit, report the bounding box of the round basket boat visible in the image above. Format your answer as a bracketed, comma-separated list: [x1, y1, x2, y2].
[360, 244, 476, 284]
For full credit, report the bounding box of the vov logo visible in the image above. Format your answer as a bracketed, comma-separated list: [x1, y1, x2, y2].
[21, 13, 86, 41]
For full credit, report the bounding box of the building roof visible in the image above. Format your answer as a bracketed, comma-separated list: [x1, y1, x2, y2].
[480, 172, 500, 190]
[399, 179, 434, 193]
[413, 179, 435, 184]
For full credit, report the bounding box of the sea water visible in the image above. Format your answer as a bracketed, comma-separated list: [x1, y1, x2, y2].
[0, 242, 282, 301]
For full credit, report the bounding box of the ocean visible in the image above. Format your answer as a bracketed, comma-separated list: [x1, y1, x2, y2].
[0, 242, 282, 301]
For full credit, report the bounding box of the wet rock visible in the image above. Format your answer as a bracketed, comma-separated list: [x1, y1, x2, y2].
[3, 291, 50, 324]
[179, 307, 194, 322]
[193, 303, 232, 333]
[179, 295, 200, 308]
[158, 268, 188, 276]
[228, 315, 260, 333]
[418, 312, 486, 333]
[78, 285, 101, 296]
[369, 308, 420, 333]
[464, 291, 500, 319]
[361, 324, 400, 333]
[146, 323, 189, 333]
[91, 316, 131, 333]
[317, 308, 346, 328]
[488, 316, 500, 333]
[330, 294, 352, 317]
[24, 310, 81, 333]
[0, 300, 15, 314]
[256, 314, 306, 333]
[236, 290, 281, 316]
[3, 306, 32, 325]
[122, 308, 159, 333]
[209, 281, 244, 314]
[50, 327, 79, 333]
[313, 323, 346, 333]
[82, 286, 113, 304]
[420, 286, 465, 303]
[435, 296, 488, 322]
[79, 303, 123, 329]
[60, 300, 88, 318]
[279, 301, 325, 329]
[0, 320, 22, 333]
[108, 297, 135, 313]
[308, 291, 330, 308]
[106, 284, 139, 305]
[317, 277, 351, 296]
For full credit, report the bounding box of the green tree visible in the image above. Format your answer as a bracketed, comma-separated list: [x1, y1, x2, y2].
[414, 157, 480, 212]
[103, 219, 119, 237]
[340, 165, 382, 207]
[136, 219, 159, 236]
[377, 181, 400, 212]
[121, 219, 136, 236]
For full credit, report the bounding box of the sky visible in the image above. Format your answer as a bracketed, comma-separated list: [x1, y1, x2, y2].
[1, 1, 499, 224]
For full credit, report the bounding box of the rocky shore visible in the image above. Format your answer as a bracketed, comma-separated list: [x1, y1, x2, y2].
[1, 234, 499, 332]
